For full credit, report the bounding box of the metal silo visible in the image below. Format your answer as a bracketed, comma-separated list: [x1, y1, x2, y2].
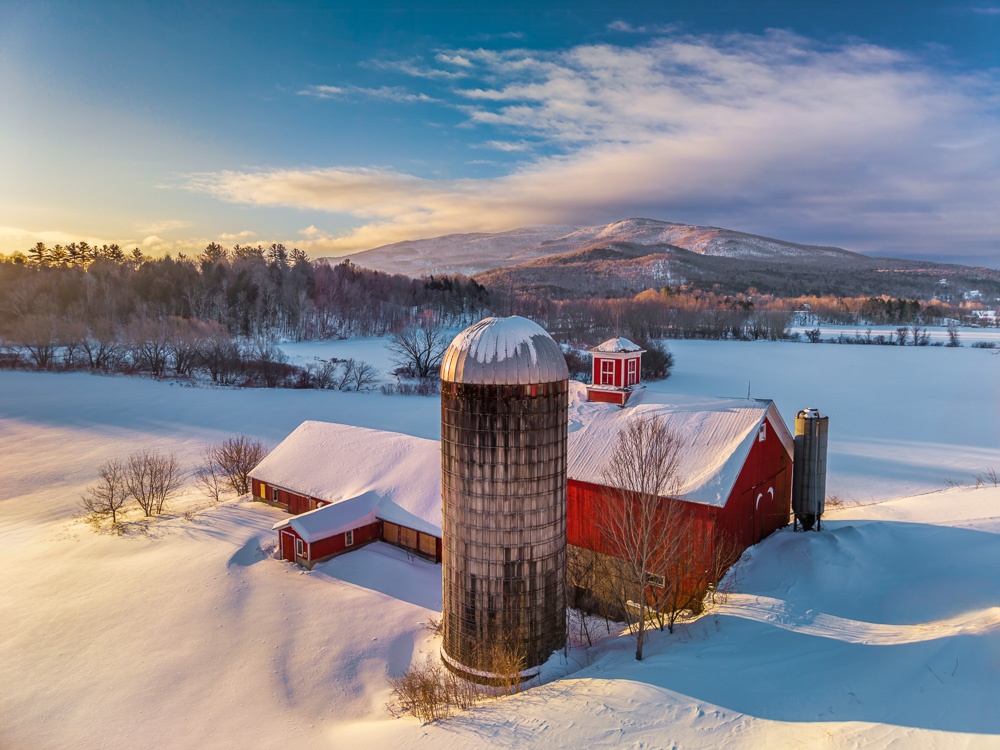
[792, 408, 829, 531]
[440, 316, 569, 680]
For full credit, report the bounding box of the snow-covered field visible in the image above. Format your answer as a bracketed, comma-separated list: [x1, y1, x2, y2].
[787, 323, 1000, 347]
[2, 338, 999, 749]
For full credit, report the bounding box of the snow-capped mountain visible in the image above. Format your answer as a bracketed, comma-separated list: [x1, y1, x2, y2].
[326, 218, 859, 277]
[326, 225, 578, 277]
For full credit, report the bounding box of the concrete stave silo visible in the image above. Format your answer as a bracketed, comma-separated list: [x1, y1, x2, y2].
[440, 316, 569, 680]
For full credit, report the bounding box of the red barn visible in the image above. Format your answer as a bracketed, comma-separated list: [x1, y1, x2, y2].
[250, 421, 442, 568]
[585, 337, 645, 407]
[566, 390, 793, 600]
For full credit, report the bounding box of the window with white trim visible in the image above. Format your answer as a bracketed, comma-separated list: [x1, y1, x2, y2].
[758, 423, 767, 442]
[601, 359, 615, 385]
[345, 529, 354, 546]
[627, 357, 637, 385]
[645, 571, 665, 588]
[295, 538, 304, 557]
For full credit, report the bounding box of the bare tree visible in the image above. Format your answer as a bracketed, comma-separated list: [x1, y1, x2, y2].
[387, 321, 448, 378]
[307, 360, 338, 389]
[946, 321, 961, 347]
[195, 460, 226, 503]
[349, 360, 380, 391]
[597, 415, 684, 661]
[335, 358, 356, 390]
[126, 317, 172, 376]
[81, 317, 122, 370]
[200, 331, 243, 385]
[202, 435, 267, 496]
[10, 314, 63, 369]
[80, 458, 130, 526]
[124, 450, 184, 516]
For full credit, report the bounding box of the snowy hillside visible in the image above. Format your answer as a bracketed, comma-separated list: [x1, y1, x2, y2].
[328, 225, 577, 276]
[322, 219, 855, 276]
[510, 217, 858, 262]
[2, 339, 999, 748]
[325, 218, 857, 278]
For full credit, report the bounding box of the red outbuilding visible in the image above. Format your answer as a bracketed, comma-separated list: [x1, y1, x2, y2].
[250, 421, 443, 568]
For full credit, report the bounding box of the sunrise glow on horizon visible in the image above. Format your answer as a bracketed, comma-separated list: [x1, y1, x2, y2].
[1, 0, 998, 266]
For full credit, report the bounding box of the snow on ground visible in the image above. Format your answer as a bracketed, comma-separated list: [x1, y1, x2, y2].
[1, 337, 999, 748]
[337, 486, 1000, 749]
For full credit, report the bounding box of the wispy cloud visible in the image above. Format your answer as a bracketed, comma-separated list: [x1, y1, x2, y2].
[363, 58, 468, 80]
[469, 30, 525, 42]
[188, 31, 1000, 258]
[606, 20, 678, 34]
[481, 139, 535, 152]
[136, 219, 192, 234]
[218, 230, 257, 241]
[298, 84, 440, 103]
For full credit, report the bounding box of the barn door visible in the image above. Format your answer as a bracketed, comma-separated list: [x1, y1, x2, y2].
[280, 530, 295, 562]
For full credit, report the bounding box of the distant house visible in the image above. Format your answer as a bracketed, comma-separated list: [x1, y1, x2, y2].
[250, 421, 442, 568]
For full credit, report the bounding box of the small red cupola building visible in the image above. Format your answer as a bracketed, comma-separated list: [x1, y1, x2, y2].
[586, 337, 645, 407]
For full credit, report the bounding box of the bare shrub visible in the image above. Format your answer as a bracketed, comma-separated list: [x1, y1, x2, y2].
[635, 338, 675, 381]
[202, 435, 267, 496]
[386, 641, 527, 722]
[388, 656, 453, 722]
[561, 346, 590, 381]
[124, 450, 183, 516]
[80, 458, 130, 527]
[475, 635, 527, 697]
[972, 468, 998, 488]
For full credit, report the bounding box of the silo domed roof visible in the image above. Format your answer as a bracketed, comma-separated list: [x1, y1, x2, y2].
[441, 316, 569, 385]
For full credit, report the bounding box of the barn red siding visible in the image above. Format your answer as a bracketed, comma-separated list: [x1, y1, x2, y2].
[568, 478, 715, 562]
[308, 521, 380, 560]
[715, 416, 792, 551]
[567, 478, 717, 603]
[586, 389, 626, 406]
[567, 416, 792, 602]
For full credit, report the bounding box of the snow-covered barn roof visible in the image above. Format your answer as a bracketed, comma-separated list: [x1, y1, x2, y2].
[273, 492, 378, 542]
[567, 385, 792, 507]
[589, 337, 644, 353]
[253, 421, 441, 536]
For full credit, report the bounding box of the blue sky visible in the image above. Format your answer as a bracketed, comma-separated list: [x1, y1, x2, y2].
[1, 0, 998, 266]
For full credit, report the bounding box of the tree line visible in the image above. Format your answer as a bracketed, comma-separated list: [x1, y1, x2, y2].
[1, 240, 990, 389]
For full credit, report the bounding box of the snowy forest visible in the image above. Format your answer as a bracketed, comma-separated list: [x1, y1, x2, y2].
[0, 241, 993, 384]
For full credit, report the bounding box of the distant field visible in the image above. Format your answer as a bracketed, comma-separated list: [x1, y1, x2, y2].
[787, 323, 1000, 346]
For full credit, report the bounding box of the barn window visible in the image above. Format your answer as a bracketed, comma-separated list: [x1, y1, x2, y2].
[627, 358, 637, 385]
[295, 538, 304, 557]
[645, 571, 665, 588]
[345, 529, 354, 546]
[601, 359, 615, 385]
[758, 423, 767, 442]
